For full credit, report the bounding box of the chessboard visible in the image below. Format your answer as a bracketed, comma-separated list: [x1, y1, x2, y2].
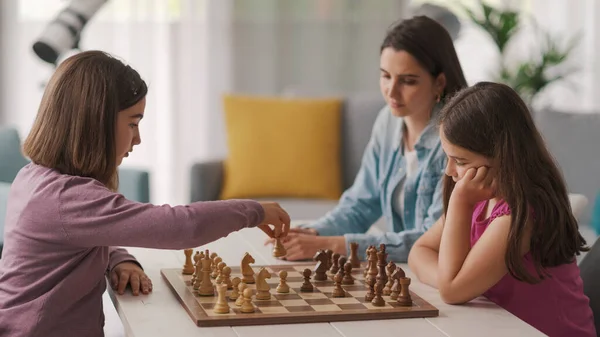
[161, 246, 439, 327]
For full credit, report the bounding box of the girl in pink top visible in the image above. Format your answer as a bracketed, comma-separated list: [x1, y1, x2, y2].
[0, 51, 290, 337]
[408, 82, 596, 336]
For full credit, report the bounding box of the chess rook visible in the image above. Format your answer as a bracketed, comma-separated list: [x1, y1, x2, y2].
[397, 277, 412, 306]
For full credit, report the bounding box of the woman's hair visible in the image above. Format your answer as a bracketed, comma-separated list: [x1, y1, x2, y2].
[23, 50, 147, 191]
[380, 15, 468, 98]
[439, 82, 588, 283]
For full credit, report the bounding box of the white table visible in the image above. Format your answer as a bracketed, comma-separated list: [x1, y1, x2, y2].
[107, 228, 545, 337]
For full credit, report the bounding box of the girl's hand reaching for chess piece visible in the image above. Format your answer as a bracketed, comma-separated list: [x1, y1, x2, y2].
[257, 202, 291, 239]
[110, 262, 153, 296]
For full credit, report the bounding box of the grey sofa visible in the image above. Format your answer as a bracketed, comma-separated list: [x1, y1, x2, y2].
[190, 94, 385, 221]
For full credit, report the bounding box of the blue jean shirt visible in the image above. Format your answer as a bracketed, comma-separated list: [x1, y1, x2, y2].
[304, 105, 447, 262]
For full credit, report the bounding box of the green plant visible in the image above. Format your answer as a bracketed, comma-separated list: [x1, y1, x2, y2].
[463, 1, 579, 106]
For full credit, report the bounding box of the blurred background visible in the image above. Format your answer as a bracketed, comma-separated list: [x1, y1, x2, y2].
[1, 0, 599, 236]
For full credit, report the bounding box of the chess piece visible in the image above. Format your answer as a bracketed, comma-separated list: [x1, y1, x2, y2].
[384, 262, 396, 295]
[230, 277, 241, 300]
[213, 284, 230, 314]
[198, 250, 215, 296]
[348, 242, 361, 268]
[365, 274, 375, 302]
[276, 271, 290, 293]
[191, 251, 202, 284]
[364, 246, 375, 278]
[371, 280, 385, 307]
[390, 276, 400, 300]
[182, 249, 195, 274]
[332, 272, 345, 297]
[211, 257, 223, 279]
[216, 261, 226, 283]
[255, 268, 272, 300]
[376, 249, 388, 286]
[240, 288, 256, 313]
[241, 252, 256, 284]
[397, 277, 412, 306]
[272, 236, 286, 257]
[222, 266, 233, 289]
[192, 257, 202, 289]
[300, 268, 314, 292]
[330, 253, 340, 274]
[313, 250, 328, 281]
[342, 262, 354, 285]
[367, 248, 378, 281]
[324, 249, 333, 270]
[235, 281, 247, 306]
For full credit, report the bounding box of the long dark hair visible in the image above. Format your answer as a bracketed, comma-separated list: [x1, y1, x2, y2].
[439, 82, 588, 283]
[380, 16, 468, 98]
[24, 50, 147, 191]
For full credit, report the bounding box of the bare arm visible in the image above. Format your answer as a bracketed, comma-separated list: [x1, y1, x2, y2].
[408, 216, 444, 288]
[437, 198, 531, 304]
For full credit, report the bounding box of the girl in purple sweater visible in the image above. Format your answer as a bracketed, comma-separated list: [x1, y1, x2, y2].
[408, 82, 596, 336]
[0, 50, 290, 337]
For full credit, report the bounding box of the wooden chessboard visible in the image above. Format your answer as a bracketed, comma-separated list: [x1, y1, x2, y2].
[160, 263, 439, 327]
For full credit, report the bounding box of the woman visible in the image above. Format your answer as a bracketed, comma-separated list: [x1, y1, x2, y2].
[268, 16, 468, 262]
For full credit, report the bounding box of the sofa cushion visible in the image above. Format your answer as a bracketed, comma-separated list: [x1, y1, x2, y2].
[220, 95, 343, 200]
[340, 94, 385, 189]
[0, 127, 29, 184]
[0, 182, 11, 251]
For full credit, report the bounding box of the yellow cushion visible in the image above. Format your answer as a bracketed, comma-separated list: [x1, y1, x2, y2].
[220, 94, 343, 200]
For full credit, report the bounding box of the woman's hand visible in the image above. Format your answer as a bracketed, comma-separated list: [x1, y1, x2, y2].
[110, 262, 152, 296]
[264, 227, 317, 246]
[265, 233, 345, 261]
[452, 166, 496, 205]
[257, 202, 291, 239]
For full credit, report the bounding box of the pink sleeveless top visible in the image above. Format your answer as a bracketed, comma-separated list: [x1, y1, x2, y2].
[471, 200, 596, 337]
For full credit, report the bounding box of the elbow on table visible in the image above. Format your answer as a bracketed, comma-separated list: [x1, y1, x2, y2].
[438, 283, 472, 305]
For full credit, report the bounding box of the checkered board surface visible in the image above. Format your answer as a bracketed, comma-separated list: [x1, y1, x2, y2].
[161, 263, 439, 327]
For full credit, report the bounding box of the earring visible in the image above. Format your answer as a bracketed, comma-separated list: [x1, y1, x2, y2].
[435, 93, 441, 103]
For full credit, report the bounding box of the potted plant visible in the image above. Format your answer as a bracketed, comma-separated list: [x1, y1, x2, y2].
[463, 1, 579, 108]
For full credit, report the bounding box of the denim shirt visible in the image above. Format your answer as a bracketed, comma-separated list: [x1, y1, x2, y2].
[304, 105, 447, 262]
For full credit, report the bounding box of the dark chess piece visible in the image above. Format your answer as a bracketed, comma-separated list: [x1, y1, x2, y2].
[325, 249, 333, 270]
[348, 242, 361, 268]
[313, 250, 328, 281]
[342, 262, 354, 285]
[330, 253, 341, 274]
[301, 268, 314, 292]
[371, 279, 385, 307]
[332, 272, 345, 297]
[365, 274, 375, 302]
[397, 277, 412, 306]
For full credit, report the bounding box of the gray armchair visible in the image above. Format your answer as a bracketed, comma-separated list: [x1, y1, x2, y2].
[189, 94, 385, 220]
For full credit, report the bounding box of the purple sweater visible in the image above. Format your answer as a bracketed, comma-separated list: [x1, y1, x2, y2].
[0, 163, 265, 337]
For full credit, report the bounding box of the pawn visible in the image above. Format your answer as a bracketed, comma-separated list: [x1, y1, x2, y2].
[332, 272, 345, 297]
[276, 270, 290, 293]
[211, 257, 223, 278]
[216, 261, 227, 284]
[235, 281, 247, 306]
[342, 262, 354, 285]
[230, 277, 241, 300]
[397, 277, 412, 306]
[300, 268, 313, 292]
[213, 284, 230, 314]
[240, 288, 256, 313]
[371, 280, 385, 307]
[390, 277, 400, 300]
[330, 253, 341, 274]
[272, 236, 286, 257]
[221, 266, 233, 289]
[191, 251, 202, 281]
